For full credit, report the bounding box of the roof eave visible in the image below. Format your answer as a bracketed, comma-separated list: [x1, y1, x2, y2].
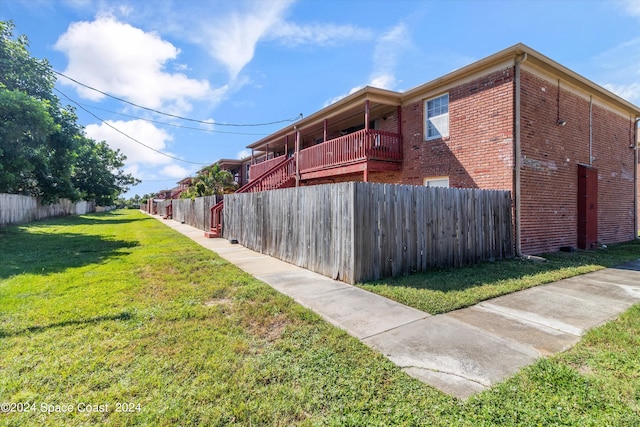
[403, 42, 640, 115]
[247, 86, 403, 150]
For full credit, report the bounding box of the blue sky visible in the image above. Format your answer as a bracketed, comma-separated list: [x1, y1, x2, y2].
[1, 0, 639, 198]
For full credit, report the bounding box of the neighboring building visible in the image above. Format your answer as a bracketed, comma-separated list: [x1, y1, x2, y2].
[195, 43, 640, 254]
[215, 158, 253, 187]
[168, 177, 194, 199]
[156, 189, 172, 200]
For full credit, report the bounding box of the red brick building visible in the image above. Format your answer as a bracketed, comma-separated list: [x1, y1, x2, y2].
[206, 44, 639, 254]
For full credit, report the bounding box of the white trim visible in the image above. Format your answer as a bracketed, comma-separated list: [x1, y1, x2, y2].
[423, 176, 450, 188]
[404, 60, 515, 105]
[521, 62, 634, 119]
[425, 93, 449, 140]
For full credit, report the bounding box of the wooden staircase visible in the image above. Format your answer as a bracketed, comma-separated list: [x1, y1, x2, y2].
[205, 156, 296, 238]
[162, 200, 172, 219]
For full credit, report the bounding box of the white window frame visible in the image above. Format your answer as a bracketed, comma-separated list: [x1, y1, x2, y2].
[423, 176, 449, 188]
[425, 93, 449, 140]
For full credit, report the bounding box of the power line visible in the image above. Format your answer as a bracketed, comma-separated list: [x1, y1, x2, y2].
[54, 88, 210, 165]
[70, 101, 270, 136]
[54, 70, 303, 126]
[138, 178, 186, 182]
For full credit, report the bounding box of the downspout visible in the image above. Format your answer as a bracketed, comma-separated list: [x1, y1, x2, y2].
[589, 96, 593, 166]
[635, 117, 639, 240]
[514, 52, 527, 257]
[364, 100, 370, 182]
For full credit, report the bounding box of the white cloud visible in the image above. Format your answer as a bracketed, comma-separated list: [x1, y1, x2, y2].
[269, 22, 374, 47]
[85, 119, 174, 166]
[191, 0, 374, 80]
[616, 0, 640, 18]
[54, 15, 218, 113]
[323, 23, 410, 106]
[160, 164, 190, 179]
[237, 149, 251, 159]
[594, 37, 640, 103]
[368, 23, 410, 90]
[200, 118, 215, 130]
[62, 0, 93, 10]
[85, 119, 198, 183]
[196, 1, 292, 80]
[323, 86, 364, 107]
[604, 82, 640, 103]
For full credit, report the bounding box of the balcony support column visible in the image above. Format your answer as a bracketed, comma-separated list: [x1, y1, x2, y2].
[365, 100, 370, 130]
[323, 119, 328, 142]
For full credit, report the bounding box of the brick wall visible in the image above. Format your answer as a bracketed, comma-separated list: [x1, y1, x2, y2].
[400, 68, 514, 190]
[591, 104, 636, 244]
[519, 71, 636, 253]
[398, 66, 636, 255]
[377, 109, 400, 134]
[302, 170, 402, 186]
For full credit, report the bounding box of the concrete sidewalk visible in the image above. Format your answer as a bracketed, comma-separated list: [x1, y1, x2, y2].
[156, 217, 640, 399]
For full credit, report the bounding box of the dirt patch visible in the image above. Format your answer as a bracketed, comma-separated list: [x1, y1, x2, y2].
[204, 298, 233, 307]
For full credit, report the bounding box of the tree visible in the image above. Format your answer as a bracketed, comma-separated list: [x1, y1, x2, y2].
[0, 89, 56, 197]
[72, 137, 139, 206]
[0, 21, 55, 102]
[0, 20, 140, 204]
[181, 164, 237, 199]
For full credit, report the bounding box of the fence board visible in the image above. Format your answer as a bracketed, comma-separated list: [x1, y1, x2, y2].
[222, 183, 513, 284]
[153, 196, 217, 231]
[0, 194, 95, 226]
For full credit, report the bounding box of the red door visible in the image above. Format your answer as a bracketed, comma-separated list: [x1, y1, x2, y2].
[577, 164, 598, 249]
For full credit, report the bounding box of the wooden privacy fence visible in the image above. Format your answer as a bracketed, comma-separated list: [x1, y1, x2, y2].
[0, 193, 95, 226]
[155, 196, 219, 231]
[223, 182, 513, 284]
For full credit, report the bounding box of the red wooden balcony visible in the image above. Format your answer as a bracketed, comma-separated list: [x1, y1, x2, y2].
[205, 129, 402, 238]
[205, 157, 296, 238]
[249, 155, 287, 179]
[298, 129, 401, 178]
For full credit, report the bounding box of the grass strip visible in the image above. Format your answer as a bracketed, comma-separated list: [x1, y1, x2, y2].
[358, 240, 640, 314]
[0, 210, 638, 426]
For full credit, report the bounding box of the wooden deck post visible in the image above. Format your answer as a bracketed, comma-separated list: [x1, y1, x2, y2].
[365, 100, 370, 130]
[323, 119, 328, 142]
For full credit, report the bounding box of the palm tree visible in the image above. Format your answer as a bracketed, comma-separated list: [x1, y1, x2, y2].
[181, 164, 237, 199]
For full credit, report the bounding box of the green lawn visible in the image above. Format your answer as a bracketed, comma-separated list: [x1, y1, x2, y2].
[1, 210, 638, 426]
[358, 239, 640, 314]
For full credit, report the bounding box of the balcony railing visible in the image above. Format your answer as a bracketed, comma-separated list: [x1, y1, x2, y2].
[249, 155, 286, 179]
[298, 129, 401, 173]
[240, 157, 296, 193]
[208, 156, 295, 237]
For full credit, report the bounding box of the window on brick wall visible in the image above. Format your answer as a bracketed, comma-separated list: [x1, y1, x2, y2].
[425, 93, 449, 140]
[423, 176, 449, 188]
